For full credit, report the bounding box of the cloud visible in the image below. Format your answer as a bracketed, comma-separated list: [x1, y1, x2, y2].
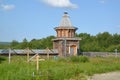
[1, 4, 15, 11]
[99, 0, 106, 4]
[116, 25, 120, 28]
[42, 0, 78, 9]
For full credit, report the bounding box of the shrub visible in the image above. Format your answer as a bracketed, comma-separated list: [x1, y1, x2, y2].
[79, 56, 89, 63]
[0, 56, 6, 63]
[69, 56, 80, 62]
[69, 56, 89, 63]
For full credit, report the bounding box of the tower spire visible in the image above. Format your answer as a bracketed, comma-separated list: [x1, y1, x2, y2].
[59, 12, 73, 27]
[53, 12, 81, 57]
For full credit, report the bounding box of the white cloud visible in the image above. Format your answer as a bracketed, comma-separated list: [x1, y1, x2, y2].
[1, 4, 15, 11]
[116, 25, 120, 28]
[42, 0, 78, 9]
[99, 0, 106, 4]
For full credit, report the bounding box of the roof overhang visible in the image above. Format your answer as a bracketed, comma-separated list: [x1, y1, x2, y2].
[54, 26, 78, 30]
[52, 37, 81, 41]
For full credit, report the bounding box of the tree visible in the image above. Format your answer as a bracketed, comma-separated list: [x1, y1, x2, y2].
[113, 33, 120, 45]
[11, 40, 19, 47]
[5, 32, 120, 52]
[20, 38, 28, 49]
[96, 32, 113, 51]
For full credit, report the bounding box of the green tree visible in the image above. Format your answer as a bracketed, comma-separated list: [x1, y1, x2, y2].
[10, 40, 19, 48]
[5, 32, 120, 52]
[96, 32, 113, 51]
[113, 33, 120, 45]
[20, 38, 28, 49]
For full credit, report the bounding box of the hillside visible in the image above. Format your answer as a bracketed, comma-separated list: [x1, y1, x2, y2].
[0, 42, 10, 45]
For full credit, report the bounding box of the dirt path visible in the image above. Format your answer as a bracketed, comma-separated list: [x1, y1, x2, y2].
[90, 72, 120, 80]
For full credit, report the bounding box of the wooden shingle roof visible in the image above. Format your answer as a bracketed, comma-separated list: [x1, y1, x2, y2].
[59, 12, 73, 27]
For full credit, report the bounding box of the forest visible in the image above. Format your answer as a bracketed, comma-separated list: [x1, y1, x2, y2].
[0, 32, 120, 52]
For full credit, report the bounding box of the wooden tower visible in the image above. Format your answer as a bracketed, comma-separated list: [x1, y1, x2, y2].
[53, 12, 81, 57]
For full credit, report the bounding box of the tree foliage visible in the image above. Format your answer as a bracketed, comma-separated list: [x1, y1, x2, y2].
[0, 32, 120, 52]
[76, 32, 120, 52]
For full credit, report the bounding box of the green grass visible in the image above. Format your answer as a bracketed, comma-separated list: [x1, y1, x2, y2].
[0, 56, 120, 80]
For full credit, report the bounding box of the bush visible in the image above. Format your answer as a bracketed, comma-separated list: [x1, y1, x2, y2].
[79, 56, 89, 63]
[0, 56, 6, 63]
[69, 56, 89, 63]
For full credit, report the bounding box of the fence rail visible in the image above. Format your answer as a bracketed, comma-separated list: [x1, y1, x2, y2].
[0, 49, 58, 56]
[83, 52, 120, 57]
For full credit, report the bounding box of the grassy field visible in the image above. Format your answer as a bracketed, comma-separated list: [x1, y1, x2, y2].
[0, 55, 120, 80]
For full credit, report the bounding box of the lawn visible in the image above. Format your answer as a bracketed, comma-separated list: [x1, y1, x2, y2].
[0, 55, 120, 80]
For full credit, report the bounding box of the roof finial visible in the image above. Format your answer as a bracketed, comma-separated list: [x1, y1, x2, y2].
[64, 12, 68, 14]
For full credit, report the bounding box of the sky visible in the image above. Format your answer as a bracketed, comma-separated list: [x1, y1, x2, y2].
[0, 0, 120, 42]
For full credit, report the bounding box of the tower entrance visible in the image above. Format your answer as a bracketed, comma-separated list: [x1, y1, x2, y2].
[69, 45, 77, 56]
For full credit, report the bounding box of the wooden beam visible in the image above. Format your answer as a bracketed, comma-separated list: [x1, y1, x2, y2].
[36, 54, 39, 71]
[46, 47, 49, 59]
[8, 48, 11, 64]
[27, 47, 30, 62]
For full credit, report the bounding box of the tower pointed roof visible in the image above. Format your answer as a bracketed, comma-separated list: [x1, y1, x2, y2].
[59, 12, 73, 27]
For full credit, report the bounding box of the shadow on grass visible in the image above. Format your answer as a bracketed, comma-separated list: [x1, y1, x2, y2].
[0, 56, 6, 63]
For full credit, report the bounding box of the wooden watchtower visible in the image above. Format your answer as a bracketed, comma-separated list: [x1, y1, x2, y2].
[53, 12, 81, 57]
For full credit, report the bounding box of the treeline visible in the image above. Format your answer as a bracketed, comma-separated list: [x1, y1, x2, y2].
[0, 36, 54, 49]
[0, 32, 120, 52]
[9, 36, 55, 49]
[76, 32, 120, 52]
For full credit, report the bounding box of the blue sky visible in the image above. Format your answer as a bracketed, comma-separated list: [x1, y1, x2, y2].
[0, 0, 120, 42]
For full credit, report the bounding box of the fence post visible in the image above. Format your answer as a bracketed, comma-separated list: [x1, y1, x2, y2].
[27, 47, 30, 62]
[36, 54, 39, 72]
[46, 47, 49, 59]
[115, 49, 118, 57]
[8, 48, 11, 64]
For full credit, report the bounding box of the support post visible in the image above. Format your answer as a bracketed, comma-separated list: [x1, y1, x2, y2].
[9, 48, 11, 64]
[36, 54, 39, 72]
[46, 47, 49, 59]
[115, 49, 118, 57]
[69, 45, 70, 54]
[64, 38, 66, 57]
[27, 47, 30, 62]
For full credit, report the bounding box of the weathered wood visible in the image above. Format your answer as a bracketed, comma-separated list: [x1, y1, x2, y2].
[46, 47, 49, 59]
[27, 48, 30, 62]
[53, 12, 81, 57]
[28, 54, 38, 62]
[36, 54, 39, 71]
[8, 48, 11, 64]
